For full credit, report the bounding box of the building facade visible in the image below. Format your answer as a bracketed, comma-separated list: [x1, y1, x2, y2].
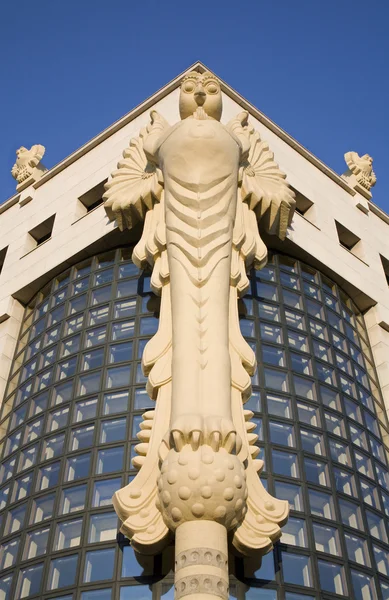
[0, 63, 389, 600]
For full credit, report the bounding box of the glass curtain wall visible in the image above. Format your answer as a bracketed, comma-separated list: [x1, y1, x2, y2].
[0, 250, 388, 600]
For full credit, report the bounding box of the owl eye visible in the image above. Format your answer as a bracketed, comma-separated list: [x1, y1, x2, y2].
[205, 82, 219, 94]
[183, 80, 196, 93]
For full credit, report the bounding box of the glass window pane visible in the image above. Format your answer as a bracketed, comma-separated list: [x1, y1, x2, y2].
[351, 570, 377, 600]
[281, 517, 307, 546]
[309, 489, 334, 519]
[109, 342, 133, 364]
[92, 478, 121, 507]
[17, 563, 43, 599]
[88, 512, 117, 543]
[267, 394, 291, 418]
[345, 532, 370, 566]
[103, 391, 129, 415]
[300, 429, 324, 455]
[313, 523, 340, 555]
[334, 467, 356, 496]
[69, 425, 94, 451]
[305, 458, 328, 486]
[65, 453, 91, 481]
[269, 421, 294, 446]
[100, 419, 127, 443]
[106, 366, 130, 389]
[264, 368, 288, 392]
[74, 398, 98, 423]
[339, 498, 364, 530]
[0, 538, 20, 569]
[48, 554, 78, 590]
[54, 518, 83, 550]
[59, 484, 87, 515]
[282, 552, 312, 586]
[274, 481, 303, 511]
[96, 447, 124, 474]
[83, 548, 115, 582]
[318, 560, 347, 595]
[82, 348, 104, 371]
[272, 450, 299, 478]
[30, 493, 55, 524]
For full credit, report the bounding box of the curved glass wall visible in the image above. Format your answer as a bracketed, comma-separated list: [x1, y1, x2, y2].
[0, 250, 388, 600]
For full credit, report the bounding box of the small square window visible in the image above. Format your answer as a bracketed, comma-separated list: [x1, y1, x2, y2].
[339, 498, 364, 530]
[78, 180, 107, 212]
[28, 215, 55, 247]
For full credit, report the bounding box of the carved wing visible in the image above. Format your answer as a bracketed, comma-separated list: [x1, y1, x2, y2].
[28, 144, 46, 168]
[106, 111, 173, 553]
[228, 113, 292, 554]
[240, 124, 295, 241]
[103, 111, 168, 231]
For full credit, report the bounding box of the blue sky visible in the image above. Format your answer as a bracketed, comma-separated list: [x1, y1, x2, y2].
[1, 1, 388, 212]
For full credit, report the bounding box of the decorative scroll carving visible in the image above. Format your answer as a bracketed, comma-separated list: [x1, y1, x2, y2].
[105, 70, 294, 597]
[343, 151, 376, 191]
[11, 145, 47, 186]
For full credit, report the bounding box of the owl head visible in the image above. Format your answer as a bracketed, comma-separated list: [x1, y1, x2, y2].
[179, 71, 222, 121]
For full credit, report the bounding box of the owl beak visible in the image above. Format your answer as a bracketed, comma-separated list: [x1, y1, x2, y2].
[194, 84, 206, 106]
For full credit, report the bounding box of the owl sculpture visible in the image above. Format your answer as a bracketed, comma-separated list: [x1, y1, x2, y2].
[104, 71, 295, 599]
[11, 144, 47, 184]
[344, 151, 377, 190]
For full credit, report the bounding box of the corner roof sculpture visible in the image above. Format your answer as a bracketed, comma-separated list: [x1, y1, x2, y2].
[343, 151, 376, 192]
[104, 70, 295, 600]
[11, 144, 47, 188]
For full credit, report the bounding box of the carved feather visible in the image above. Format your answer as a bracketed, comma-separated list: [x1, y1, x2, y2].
[103, 112, 169, 231]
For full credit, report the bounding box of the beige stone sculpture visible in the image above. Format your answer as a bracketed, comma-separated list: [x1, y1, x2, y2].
[11, 144, 47, 186]
[104, 71, 295, 599]
[343, 151, 376, 191]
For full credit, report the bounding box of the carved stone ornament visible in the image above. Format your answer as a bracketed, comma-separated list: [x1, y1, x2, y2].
[343, 151, 377, 191]
[104, 71, 295, 599]
[11, 144, 47, 186]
